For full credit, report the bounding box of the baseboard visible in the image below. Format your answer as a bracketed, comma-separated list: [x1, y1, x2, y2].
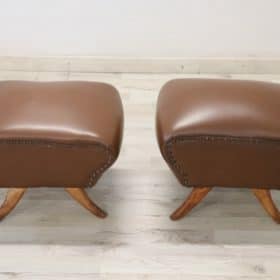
[1, 56, 280, 74]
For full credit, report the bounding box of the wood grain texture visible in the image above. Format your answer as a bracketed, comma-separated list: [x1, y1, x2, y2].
[170, 187, 213, 221]
[252, 188, 280, 224]
[0, 188, 27, 220]
[2, 56, 280, 74]
[65, 188, 107, 218]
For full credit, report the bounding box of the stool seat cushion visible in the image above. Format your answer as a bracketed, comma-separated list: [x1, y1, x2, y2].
[0, 81, 123, 188]
[156, 79, 280, 189]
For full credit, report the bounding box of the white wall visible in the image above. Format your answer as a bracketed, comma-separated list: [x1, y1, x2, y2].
[0, 0, 280, 58]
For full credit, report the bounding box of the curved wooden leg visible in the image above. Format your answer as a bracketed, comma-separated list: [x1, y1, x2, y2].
[65, 188, 107, 219]
[0, 188, 27, 220]
[252, 188, 280, 224]
[170, 187, 213, 221]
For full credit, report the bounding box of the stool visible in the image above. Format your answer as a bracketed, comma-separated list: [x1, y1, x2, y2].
[156, 79, 280, 223]
[0, 81, 123, 220]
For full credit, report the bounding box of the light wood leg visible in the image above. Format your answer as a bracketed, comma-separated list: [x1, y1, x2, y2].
[252, 188, 280, 224]
[0, 188, 27, 220]
[65, 188, 107, 219]
[170, 187, 213, 221]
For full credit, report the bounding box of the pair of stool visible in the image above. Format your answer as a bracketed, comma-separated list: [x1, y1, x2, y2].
[0, 79, 279, 224]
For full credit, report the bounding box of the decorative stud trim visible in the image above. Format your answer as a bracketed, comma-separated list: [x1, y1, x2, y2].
[0, 138, 115, 188]
[164, 135, 280, 186]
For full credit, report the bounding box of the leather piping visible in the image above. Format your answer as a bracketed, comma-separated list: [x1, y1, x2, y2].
[0, 138, 114, 188]
[164, 135, 280, 186]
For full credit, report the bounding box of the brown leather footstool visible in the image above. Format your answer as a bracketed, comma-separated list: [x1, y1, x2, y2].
[0, 81, 123, 220]
[156, 79, 280, 223]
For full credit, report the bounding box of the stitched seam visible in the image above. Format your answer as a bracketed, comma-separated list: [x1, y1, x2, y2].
[0, 139, 114, 188]
[164, 135, 280, 186]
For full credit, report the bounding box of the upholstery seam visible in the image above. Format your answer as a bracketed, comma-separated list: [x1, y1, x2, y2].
[164, 135, 280, 186]
[0, 138, 114, 188]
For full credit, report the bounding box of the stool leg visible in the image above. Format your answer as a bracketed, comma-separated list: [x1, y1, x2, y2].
[252, 188, 280, 224]
[0, 188, 27, 220]
[170, 187, 212, 221]
[65, 188, 107, 219]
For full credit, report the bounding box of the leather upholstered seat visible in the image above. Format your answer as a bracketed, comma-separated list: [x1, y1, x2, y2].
[0, 81, 123, 219]
[156, 79, 280, 222]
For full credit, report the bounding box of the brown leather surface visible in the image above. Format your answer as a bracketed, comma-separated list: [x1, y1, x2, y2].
[156, 79, 280, 189]
[0, 81, 124, 188]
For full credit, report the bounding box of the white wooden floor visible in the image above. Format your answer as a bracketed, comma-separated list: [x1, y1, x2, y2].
[0, 71, 280, 279]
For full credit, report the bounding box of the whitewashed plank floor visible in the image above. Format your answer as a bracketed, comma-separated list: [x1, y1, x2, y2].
[0, 71, 279, 279]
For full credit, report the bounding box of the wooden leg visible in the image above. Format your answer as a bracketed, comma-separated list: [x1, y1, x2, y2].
[65, 188, 107, 219]
[252, 188, 280, 224]
[0, 188, 27, 220]
[170, 187, 213, 221]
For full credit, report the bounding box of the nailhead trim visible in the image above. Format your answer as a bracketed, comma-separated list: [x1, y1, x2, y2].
[164, 135, 280, 186]
[0, 139, 114, 188]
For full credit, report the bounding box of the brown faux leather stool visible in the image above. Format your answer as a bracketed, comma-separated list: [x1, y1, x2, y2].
[0, 81, 123, 220]
[156, 79, 280, 223]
